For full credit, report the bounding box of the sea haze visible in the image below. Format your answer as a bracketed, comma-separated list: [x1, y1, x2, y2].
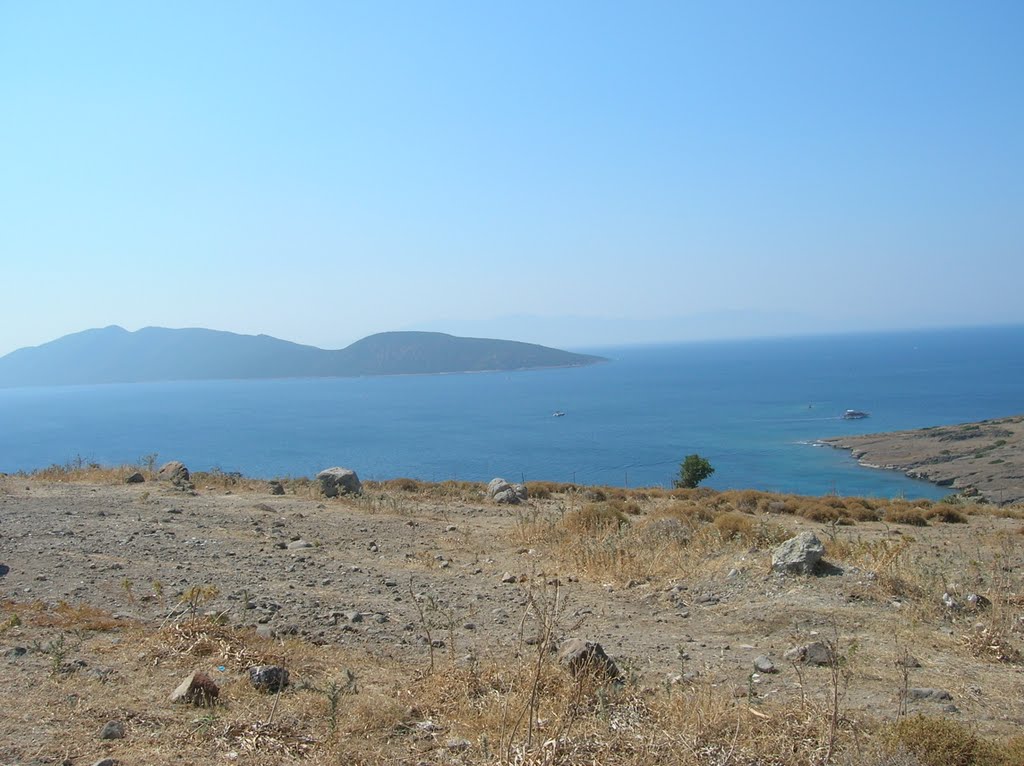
[1, 325, 1022, 499]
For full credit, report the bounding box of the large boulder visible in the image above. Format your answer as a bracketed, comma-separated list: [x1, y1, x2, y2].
[157, 461, 191, 486]
[317, 467, 362, 497]
[487, 478, 528, 505]
[557, 638, 620, 680]
[771, 531, 825, 575]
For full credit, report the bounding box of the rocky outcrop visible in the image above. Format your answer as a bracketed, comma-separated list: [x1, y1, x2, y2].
[317, 467, 362, 497]
[487, 478, 528, 505]
[821, 415, 1024, 505]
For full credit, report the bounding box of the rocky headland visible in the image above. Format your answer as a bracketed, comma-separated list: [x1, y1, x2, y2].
[821, 415, 1024, 504]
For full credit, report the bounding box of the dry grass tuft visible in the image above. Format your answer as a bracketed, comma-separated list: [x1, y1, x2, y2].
[884, 506, 929, 526]
[2, 599, 121, 631]
[887, 715, 1019, 766]
[924, 506, 969, 523]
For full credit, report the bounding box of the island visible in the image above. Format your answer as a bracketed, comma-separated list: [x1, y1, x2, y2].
[0, 326, 606, 388]
[821, 415, 1024, 505]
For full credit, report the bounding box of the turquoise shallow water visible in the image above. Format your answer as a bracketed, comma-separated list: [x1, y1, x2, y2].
[1, 325, 1022, 499]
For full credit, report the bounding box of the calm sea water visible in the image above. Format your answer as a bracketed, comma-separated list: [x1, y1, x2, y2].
[2, 326, 1022, 499]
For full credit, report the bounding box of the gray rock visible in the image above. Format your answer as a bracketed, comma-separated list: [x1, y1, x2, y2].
[907, 687, 953, 701]
[771, 532, 825, 575]
[268, 480, 285, 495]
[317, 467, 362, 497]
[287, 539, 313, 549]
[487, 478, 528, 504]
[169, 670, 220, 705]
[753, 655, 776, 673]
[557, 638, 620, 680]
[91, 760, 118, 766]
[157, 460, 190, 485]
[783, 641, 832, 666]
[98, 720, 125, 740]
[446, 738, 472, 753]
[967, 593, 992, 610]
[249, 664, 290, 692]
[124, 471, 145, 484]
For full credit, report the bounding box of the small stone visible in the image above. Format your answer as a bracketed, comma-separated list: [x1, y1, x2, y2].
[124, 471, 145, 484]
[784, 642, 832, 666]
[249, 665, 290, 692]
[557, 638, 620, 680]
[170, 670, 220, 705]
[268, 480, 285, 495]
[907, 687, 952, 701]
[967, 593, 992, 610]
[98, 720, 125, 740]
[753, 655, 776, 674]
[501, 572, 517, 584]
[91, 760, 118, 766]
[446, 738, 472, 753]
[287, 539, 312, 549]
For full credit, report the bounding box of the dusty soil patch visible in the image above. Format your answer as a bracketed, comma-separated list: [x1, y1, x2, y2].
[3, 475, 1024, 764]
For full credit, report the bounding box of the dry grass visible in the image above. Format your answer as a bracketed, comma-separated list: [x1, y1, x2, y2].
[5, 602, 1024, 766]
[6, 470, 1024, 765]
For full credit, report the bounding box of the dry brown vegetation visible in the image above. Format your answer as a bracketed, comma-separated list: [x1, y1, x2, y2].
[4, 465, 1024, 765]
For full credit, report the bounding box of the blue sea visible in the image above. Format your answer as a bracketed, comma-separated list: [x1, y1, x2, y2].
[2, 325, 1022, 499]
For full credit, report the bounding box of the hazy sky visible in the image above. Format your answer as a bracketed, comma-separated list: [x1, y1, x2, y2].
[2, 1, 1022, 355]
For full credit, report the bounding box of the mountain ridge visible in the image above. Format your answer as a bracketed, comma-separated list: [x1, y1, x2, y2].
[0, 326, 605, 388]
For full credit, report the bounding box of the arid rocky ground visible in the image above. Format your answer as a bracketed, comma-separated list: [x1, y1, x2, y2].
[822, 415, 1024, 505]
[3, 469, 1024, 765]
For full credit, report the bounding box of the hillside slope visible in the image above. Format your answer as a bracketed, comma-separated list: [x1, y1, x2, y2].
[0, 326, 604, 387]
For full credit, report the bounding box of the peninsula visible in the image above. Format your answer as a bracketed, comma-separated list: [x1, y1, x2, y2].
[821, 415, 1024, 504]
[0, 326, 605, 387]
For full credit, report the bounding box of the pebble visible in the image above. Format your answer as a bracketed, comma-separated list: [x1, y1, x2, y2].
[98, 720, 125, 740]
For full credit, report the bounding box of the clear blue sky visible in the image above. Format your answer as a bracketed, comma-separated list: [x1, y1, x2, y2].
[2, 1, 1022, 355]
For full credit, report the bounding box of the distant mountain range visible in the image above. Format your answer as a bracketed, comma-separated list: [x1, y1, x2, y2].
[0, 326, 605, 388]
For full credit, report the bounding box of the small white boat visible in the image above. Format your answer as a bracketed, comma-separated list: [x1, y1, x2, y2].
[552, 411, 565, 417]
[841, 409, 869, 420]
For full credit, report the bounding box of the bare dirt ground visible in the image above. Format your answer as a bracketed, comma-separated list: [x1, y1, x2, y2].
[3, 473, 1024, 765]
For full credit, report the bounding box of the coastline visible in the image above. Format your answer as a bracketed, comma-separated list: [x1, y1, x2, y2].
[820, 415, 1024, 505]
